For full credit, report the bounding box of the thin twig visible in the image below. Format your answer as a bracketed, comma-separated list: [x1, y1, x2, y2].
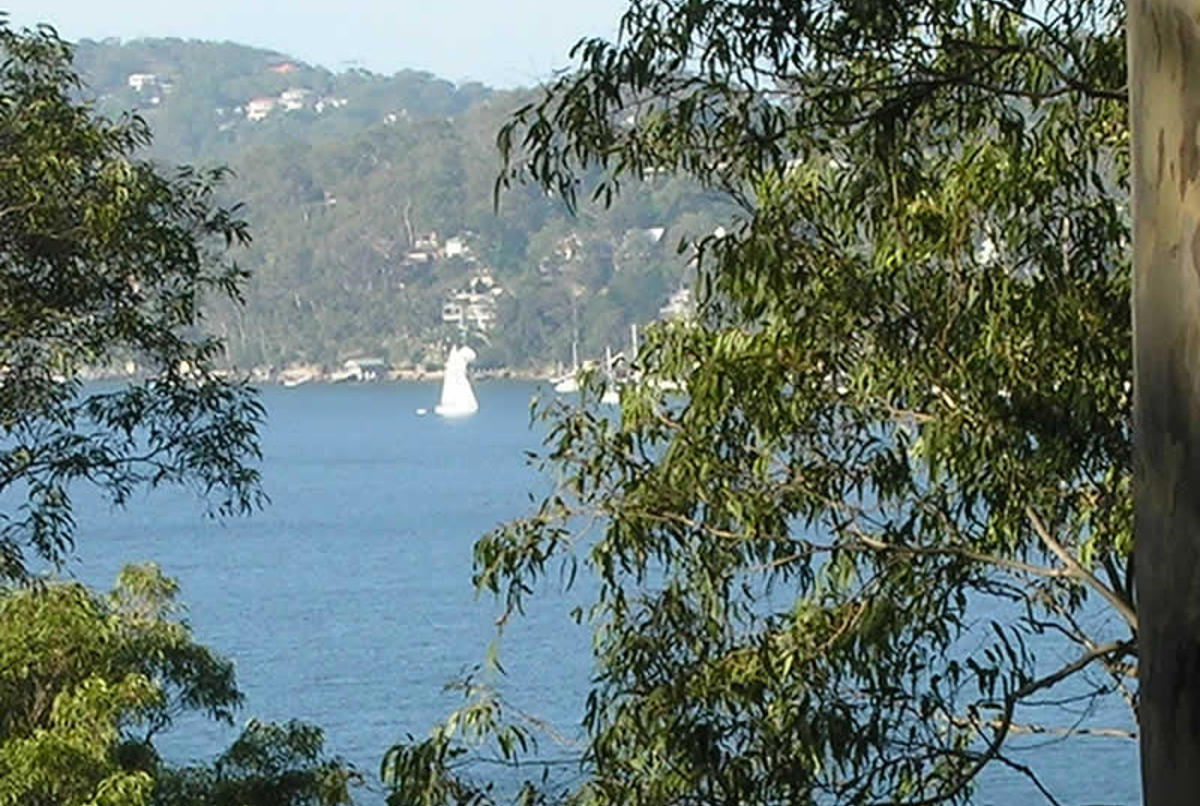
[1025, 506, 1137, 631]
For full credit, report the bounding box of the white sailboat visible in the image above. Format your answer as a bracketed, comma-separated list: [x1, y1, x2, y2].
[552, 340, 580, 393]
[435, 345, 479, 417]
[601, 345, 620, 406]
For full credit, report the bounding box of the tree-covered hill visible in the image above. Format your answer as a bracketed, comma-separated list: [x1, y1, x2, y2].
[71, 37, 734, 373]
[72, 37, 490, 162]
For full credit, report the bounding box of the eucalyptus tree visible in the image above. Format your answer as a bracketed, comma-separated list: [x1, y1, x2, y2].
[0, 23, 264, 578]
[383, 0, 1138, 805]
[1127, 1, 1200, 803]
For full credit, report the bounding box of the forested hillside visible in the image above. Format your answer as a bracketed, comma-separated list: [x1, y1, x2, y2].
[73, 37, 734, 372]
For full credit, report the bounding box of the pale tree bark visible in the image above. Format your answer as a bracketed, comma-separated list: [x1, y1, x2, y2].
[1129, 1, 1200, 803]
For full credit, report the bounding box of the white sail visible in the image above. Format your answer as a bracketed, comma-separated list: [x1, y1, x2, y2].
[552, 340, 580, 394]
[601, 345, 620, 405]
[435, 345, 479, 417]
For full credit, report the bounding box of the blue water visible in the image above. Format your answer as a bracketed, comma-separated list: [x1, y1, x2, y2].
[66, 381, 587, 800]
[62, 381, 1140, 805]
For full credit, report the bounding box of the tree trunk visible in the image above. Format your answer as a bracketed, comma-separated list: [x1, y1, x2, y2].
[1129, 1, 1200, 803]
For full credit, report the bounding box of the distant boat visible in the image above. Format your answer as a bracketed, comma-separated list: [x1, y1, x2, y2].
[552, 340, 580, 394]
[553, 374, 579, 394]
[601, 345, 620, 406]
[434, 345, 479, 417]
[280, 367, 318, 387]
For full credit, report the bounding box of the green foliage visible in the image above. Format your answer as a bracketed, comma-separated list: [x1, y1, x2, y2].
[0, 563, 238, 806]
[154, 720, 359, 806]
[389, 1, 1136, 805]
[0, 23, 264, 578]
[0, 564, 357, 806]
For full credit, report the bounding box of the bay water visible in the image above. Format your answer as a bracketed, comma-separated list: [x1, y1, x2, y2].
[64, 381, 1140, 804]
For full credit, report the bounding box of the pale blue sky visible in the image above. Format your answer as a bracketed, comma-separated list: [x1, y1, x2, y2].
[4, 0, 630, 87]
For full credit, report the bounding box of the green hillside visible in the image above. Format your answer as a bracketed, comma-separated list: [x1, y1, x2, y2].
[74, 38, 735, 373]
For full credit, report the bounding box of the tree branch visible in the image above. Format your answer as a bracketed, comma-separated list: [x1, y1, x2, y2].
[1025, 506, 1138, 631]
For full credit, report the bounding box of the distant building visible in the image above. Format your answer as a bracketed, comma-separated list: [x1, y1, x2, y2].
[268, 60, 300, 74]
[279, 87, 312, 111]
[443, 236, 470, 258]
[441, 300, 466, 326]
[341, 357, 389, 381]
[555, 233, 583, 261]
[314, 96, 348, 113]
[659, 287, 695, 321]
[127, 73, 158, 92]
[442, 276, 502, 333]
[246, 97, 277, 121]
[441, 295, 498, 332]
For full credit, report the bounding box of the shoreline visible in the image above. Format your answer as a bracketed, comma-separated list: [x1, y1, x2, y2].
[80, 366, 557, 386]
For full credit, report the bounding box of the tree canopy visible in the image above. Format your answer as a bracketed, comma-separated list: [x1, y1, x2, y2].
[0, 23, 264, 578]
[384, 0, 1136, 804]
[0, 564, 357, 806]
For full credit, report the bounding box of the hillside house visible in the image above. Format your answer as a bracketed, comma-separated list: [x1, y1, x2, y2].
[441, 294, 498, 332]
[555, 233, 583, 261]
[246, 96, 277, 121]
[444, 236, 470, 258]
[442, 276, 502, 333]
[127, 72, 158, 91]
[659, 287, 695, 321]
[315, 96, 348, 113]
[279, 87, 312, 111]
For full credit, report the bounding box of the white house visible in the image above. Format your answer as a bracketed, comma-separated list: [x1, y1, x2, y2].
[246, 97, 277, 121]
[444, 236, 470, 258]
[442, 278, 502, 333]
[659, 287, 695, 321]
[314, 96, 348, 113]
[279, 87, 312, 111]
[341, 357, 388, 381]
[127, 73, 158, 92]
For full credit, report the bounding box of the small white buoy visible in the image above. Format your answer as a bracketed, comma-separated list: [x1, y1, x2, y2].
[415, 408, 428, 416]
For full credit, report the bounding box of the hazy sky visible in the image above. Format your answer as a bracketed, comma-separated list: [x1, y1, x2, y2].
[4, 0, 630, 87]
